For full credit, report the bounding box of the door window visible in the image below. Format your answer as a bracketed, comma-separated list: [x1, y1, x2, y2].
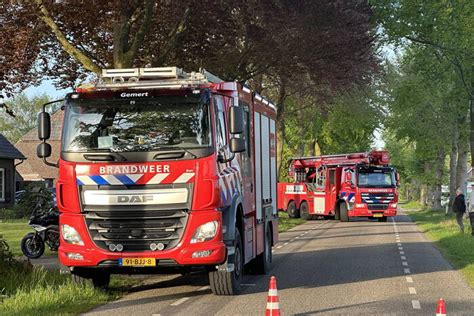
[0, 168, 5, 202]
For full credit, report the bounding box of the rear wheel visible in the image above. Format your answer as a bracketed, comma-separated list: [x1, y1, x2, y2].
[287, 201, 300, 218]
[340, 203, 349, 222]
[209, 229, 243, 295]
[300, 201, 311, 220]
[252, 225, 273, 274]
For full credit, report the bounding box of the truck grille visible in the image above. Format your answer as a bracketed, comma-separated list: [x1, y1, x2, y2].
[367, 204, 388, 210]
[361, 193, 394, 203]
[85, 209, 188, 252]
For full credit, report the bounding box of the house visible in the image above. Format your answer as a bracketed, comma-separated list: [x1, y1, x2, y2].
[15, 110, 63, 188]
[0, 134, 26, 208]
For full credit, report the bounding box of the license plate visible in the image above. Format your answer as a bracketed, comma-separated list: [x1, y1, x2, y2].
[373, 213, 383, 218]
[119, 258, 156, 267]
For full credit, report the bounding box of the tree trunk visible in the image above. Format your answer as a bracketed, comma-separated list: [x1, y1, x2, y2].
[456, 139, 469, 194]
[449, 125, 458, 207]
[432, 149, 446, 211]
[276, 79, 287, 181]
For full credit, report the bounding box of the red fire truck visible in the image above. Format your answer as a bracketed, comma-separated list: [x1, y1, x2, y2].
[277, 151, 398, 222]
[36, 67, 278, 295]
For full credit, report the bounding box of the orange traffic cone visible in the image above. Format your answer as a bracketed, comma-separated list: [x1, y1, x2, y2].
[436, 298, 446, 316]
[266, 276, 280, 316]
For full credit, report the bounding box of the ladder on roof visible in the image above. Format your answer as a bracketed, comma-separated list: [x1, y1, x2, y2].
[97, 67, 224, 89]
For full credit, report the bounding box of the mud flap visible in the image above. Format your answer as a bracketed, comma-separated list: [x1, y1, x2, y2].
[217, 245, 235, 272]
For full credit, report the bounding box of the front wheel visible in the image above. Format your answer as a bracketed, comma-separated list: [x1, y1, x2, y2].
[72, 269, 110, 289]
[209, 229, 243, 295]
[21, 232, 45, 259]
[340, 203, 349, 222]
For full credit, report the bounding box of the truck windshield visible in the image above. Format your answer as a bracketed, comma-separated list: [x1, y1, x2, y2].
[357, 167, 395, 188]
[62, 95, 211, 153]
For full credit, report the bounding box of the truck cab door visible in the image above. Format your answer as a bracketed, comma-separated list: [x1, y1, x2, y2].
[327, 168, 339, 213]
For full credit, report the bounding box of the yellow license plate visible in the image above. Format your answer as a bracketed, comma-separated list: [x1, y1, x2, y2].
[119, 258, 156, 267]
[373, 213, 383, 218]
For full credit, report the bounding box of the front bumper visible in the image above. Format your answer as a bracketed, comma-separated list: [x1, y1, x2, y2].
[348, 208, 397, 217]
[59, 210, 226, 267]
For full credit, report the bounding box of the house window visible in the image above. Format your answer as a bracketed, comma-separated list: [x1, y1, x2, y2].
[0, 168, 5, 202]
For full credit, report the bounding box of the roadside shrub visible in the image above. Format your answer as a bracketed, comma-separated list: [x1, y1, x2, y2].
[0, 208, 17, 220]
[0, 235, 13, 263]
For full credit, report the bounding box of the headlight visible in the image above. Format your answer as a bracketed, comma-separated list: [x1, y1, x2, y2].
[390, 203, 398, 208]
[61, 224, 84, 246]
[355, 203, 365, 208]
[190, 221, 218, 244]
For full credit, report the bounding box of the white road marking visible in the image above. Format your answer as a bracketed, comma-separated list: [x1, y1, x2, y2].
[295, 236, 300, 239]
[400, 251, 405, 255]
[406, 276, 413, 283]
[397, 243, 402, 246]
[152, 314, 161, 316]
[412, 300, 421, 309]
[408, 287, 417, 294]
[401, 256, 406, 260]
[284, 242, 289, 245]
[171, 297, 190, 306]
[404, 268, 411, 274]
[276, 246, 283, 249]
[398, 247, 403, 250]
[198, 286, 210, 291]
[402, 261, 408, 266]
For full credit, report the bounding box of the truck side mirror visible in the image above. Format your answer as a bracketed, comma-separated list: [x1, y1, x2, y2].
[230, 138, 246, 153]
[396, 172, 400, 187]
[37, 142, 52, 158]
[38, 112, 51, 140]
[229, 106, 244, 134]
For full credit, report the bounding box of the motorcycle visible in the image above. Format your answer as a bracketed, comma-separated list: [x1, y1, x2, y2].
[20, 189, 59, 259]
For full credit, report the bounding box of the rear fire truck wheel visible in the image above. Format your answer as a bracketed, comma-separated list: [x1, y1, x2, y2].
[252, 225, 273, 274]
[339, 203, 349, 222]
[209, 229, 243, 295]
[378, 217, 388, 222]
[287, 201, 300, 218]
[300, 201, 311, 220]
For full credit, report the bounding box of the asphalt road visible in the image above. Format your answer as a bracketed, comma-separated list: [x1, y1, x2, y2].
[83, 210, 474, 315]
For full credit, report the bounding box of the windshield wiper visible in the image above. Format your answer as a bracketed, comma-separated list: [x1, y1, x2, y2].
[153, 146, 198, 160]
[83, 152, 127, 162]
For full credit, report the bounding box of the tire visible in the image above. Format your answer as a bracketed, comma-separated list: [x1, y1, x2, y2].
[21, 233, 45, 259]
[300, 201, 311, 220]
[287, 201, 300, 218]
[378, 217, 388, 222]
[252, 225, 273, 274]
[334, 205, 341, 220]
[209, 229, 243, 295]
[72, 269, 110, 289]
[340, 203, 349, 222]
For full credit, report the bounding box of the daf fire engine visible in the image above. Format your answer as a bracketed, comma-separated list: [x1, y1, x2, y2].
[277, 151, 398, 222]
[36, 67, 278, 295]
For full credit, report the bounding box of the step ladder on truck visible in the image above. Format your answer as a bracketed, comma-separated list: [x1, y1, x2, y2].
[36, 67, 278, 295]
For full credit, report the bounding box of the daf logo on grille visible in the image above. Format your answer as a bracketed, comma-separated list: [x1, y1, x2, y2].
[117, 195, 153, 203]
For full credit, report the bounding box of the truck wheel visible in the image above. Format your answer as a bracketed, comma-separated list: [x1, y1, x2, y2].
[334, 205, 341, 220]
[252, 225, 273, 274]
[300, 201, 311, 220]
[209, 229, 243, 295]
[340, 203, 349, 222]
[72, 269, 110, 289]
[287, 201, 300, 218]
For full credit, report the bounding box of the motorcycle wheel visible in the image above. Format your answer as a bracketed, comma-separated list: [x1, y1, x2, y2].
[21, 232, 45, 259]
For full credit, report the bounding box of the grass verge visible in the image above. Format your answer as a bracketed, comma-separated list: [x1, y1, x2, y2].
[406, 208, 474, 287]
[278, 211, 306, 232]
